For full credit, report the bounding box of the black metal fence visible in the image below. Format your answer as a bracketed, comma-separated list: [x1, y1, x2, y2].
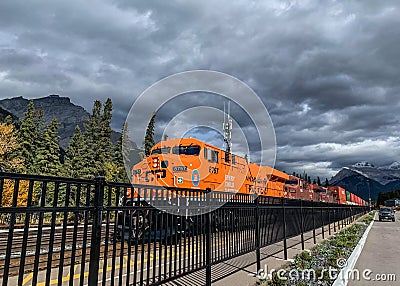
[0, 172, 367, 286]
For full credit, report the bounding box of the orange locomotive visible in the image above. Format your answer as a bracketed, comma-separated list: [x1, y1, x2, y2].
[131, 137, 288, 197]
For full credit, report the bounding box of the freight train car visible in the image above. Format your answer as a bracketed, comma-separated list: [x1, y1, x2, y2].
[311, 184, 333, 203]
[284, 176, 315, 200]
[328, 186, 347, 205]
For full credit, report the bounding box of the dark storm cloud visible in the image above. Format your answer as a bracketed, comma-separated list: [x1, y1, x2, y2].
[1, 0, 400, 178]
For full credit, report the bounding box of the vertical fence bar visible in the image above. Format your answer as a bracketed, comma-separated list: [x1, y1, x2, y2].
[18, 180, 34, 286]
[45, 181, 60, 286]
[254, 196, 261, 271]
[312, 200, 316, 244]
[282, 198, 288, 260]
[88, 177, 105, 286]
[328, 204, 331, 235]
[320, 206, 325, 240]
[343, 207, 346, 226]
[334, 207, 337, 232]
[205, 197, 212, 286]
[2, 178, 19, 286]
[300, 199, 304, 250]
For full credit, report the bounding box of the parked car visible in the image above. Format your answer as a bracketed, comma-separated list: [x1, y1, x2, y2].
[379, 208, 395, 222]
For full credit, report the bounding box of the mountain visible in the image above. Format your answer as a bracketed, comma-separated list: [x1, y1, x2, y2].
[0, 95, 89, 149]
[330, 161, 400, 201]
[0, 106, 19, 124]
[0, 95, 120, 149]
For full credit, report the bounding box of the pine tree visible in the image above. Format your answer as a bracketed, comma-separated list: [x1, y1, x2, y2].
[107, 122, 129, 183]
[82, 99, 115, 178]
[34, 118, 61, 176]
[16, 101, 37, 173]
[325, 178, 329, 187]
[144, 112, 156, 156]
[317, 176, 321, 186]
[64, 126, 88, 178]
[83, 100, 103, 177]
[4, 115, 13, 125]
[307, 176, 311, 184]
[99, 98, 113, 166]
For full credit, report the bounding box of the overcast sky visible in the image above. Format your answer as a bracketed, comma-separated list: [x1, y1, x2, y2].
[1, 0, 400, 179]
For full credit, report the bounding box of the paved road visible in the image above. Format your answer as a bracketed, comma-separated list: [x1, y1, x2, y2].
[348, 211, 400, 286]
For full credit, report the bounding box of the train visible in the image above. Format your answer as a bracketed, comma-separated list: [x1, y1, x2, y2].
[127, 137, 367, 206]
[115, 136, 367, 241]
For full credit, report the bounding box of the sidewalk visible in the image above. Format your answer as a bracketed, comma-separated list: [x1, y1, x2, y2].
[347, 212, 400, 286]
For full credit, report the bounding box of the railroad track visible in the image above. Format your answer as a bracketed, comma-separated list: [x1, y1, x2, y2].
[0, 223, 121, 277]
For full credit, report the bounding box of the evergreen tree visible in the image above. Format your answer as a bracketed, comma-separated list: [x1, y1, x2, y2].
[144, 112, 156, 156]
[99, 98, 113, 166]
[313, 179, 317, 184]
[34, 118, 61, 176]
[83, 100, 103, 177]
[325, 178, 329, 187]
[307, 176, 311, 184]
[4, 115, 13, 125]
[16, 101, 37, 173]
[108, 122, 130, 183]
[82, 99, 115, 178]
[317, 176, 321, 186]
[64, 126, 88, 178]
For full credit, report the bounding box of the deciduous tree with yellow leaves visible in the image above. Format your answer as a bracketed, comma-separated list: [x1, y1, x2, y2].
[0, 122, 27, 207]
[0, 122, 23, 172]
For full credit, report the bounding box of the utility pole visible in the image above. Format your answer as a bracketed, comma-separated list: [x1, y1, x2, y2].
[367, 179, 372, 211]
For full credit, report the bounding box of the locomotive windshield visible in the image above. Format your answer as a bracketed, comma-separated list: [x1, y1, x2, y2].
[151, 147, 171, 154]
[172, 145, 201, 156]
[285, 180, 298, 185]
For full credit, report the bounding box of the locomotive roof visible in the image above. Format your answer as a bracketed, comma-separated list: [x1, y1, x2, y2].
[151, 137, 289, 180]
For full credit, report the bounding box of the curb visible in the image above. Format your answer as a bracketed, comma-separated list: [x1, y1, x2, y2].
[332, 213, 375, 286]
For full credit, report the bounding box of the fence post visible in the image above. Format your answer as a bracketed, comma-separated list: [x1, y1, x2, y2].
[88, 177, 105, 286]
[255, 196, 261, 271]
[350, 208, 353, 223]
[333, 206, 337, 233]
[282, 198, 288, 260]
[328, 204, 331, 235]
[312, 200, 316, 244]
[342, 208, 347, 228]
[300, 199, 304, 250]
[205, 196, 212, 286]
[320, 205, 325, 240]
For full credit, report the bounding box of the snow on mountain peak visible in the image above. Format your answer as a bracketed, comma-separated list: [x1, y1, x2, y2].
[386, 161, 400, 170]
[352, 161, 375, 168]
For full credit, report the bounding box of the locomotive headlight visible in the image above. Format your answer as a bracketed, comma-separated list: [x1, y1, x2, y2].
[152, 157, 159, 168]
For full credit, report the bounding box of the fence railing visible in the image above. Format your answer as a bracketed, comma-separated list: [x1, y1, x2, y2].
[0, 172, 368, 286]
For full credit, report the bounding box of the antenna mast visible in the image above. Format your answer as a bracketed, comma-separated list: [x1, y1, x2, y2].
[223, 102, 232, 154]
